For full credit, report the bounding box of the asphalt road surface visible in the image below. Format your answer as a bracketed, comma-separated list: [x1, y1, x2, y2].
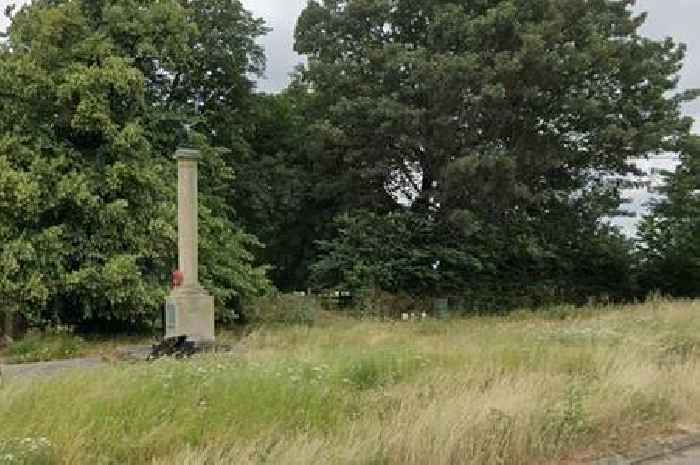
[0, 358, 105, 382]
[639, 447, 700, 465]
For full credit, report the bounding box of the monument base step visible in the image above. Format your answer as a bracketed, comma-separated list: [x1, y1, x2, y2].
[165, 289, 215, 343]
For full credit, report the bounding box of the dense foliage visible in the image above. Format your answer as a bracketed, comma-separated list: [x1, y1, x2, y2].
[1, 0, 699, 330]
[639, 135, 700, 296]
[0, 0, 270, 329]
[230, 91, 323, 291]
[292, 0, 695, 303]
[311, 208, 636, 309]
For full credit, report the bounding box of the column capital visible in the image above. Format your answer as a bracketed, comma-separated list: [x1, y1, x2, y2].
[174, 148, 202, 161]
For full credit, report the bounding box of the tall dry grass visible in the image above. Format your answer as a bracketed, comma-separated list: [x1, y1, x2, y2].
[3, 298, 700, 465]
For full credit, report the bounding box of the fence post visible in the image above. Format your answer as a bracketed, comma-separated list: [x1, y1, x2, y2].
[433, 298, 449, 319]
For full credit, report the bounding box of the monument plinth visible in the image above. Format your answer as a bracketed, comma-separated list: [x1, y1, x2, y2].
[165, 148, 215, 344]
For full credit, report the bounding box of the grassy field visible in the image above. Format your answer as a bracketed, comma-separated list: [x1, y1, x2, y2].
[3, 299, 700, 465]
[0, 331, 153, 364]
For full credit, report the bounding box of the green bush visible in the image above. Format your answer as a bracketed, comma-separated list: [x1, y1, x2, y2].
[0, 0, 270, 331]
[353, 290, 431, 320]
[4, 331, 84, 364]
[246, 294, 322, 325]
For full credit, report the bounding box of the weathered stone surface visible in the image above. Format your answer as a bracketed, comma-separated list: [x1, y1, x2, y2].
[165, 149, 216, 344]
[165, 288, 215, 343]
[175, 149, 201, 288]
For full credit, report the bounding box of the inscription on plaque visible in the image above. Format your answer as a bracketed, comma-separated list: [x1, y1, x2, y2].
[166, 300, 177, 331]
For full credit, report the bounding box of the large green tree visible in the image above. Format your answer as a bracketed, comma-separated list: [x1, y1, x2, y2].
[295, 0, 695, 300]
[0, 0, 270, 329]
[296, 0, 695, 216]
[638, 135, 700, 297]
[230, 91, 320, 291]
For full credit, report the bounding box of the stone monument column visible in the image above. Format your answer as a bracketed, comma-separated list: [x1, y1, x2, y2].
[165, 148, 215, 344]
[177, 149, 200, 288]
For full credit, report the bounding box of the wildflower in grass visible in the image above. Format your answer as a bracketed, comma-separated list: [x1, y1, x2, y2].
[0, 438, 54, 465]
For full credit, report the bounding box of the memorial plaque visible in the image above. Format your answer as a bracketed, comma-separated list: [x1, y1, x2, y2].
[165, 300, 177, 332]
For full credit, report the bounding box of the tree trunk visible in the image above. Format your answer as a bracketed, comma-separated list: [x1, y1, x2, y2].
[2, 309, 12, 339]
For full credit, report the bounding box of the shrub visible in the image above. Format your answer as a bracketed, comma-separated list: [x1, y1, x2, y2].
[353, 290, 431, 320]
[3, 330, 84, 364]
[245, 294, 322, 325]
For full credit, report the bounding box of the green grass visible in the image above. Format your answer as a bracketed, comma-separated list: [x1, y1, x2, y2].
[3, 299, 700, 465]
[1, 332, 85, 364]
[0, 331, 156, 364]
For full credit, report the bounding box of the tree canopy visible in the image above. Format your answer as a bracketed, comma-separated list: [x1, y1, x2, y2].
[0, 0, 270, 328]
[1, 0, 699, 329]
[293, 0, 696, 301]
[639, 135, 700, 296]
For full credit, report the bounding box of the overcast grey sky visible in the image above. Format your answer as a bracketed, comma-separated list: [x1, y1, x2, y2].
[1, 0, 698, 125]
[239, 0, 307, 92]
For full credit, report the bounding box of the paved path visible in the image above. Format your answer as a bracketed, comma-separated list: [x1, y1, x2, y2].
[590, 437, 700, 465]
[637, 446, 700, 465]
[0, 358, 105, 381]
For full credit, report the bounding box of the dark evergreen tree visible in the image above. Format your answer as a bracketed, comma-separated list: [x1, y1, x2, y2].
[295, 0, 695, 302]
[639, 135, 700, 297]
[232, 91, 321, 290]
